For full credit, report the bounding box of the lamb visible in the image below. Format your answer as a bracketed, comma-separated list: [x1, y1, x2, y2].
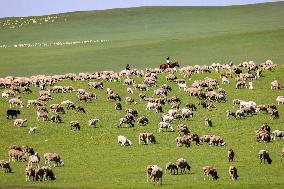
[221, 77, 230, 84]
[28, 152, 40, 167]
[14, 118, 27, 127]
[177, 124, 190, 135]
[165, 162, 178, 175]
[8, 148, 25, 162]
[181, 108, 193, 120]
[136, 116, 149, 126]
[229, 166, 238, 180]
[138, 133, 156, 145]
[158, 122, 174, 132]
[176, 136, 191, 147]
[276, 96, 284, 105]
[125, 96, 137, 104]
[271, 130, 284, 140]
[50, 114, 62, 123]
[28, 127, 37, 134]
[44, 152, 64, 167]
[259, 149, 272, 164]
[117, 135, 132, 146]
[146, 165, 163, 186]
[176, 158, 191, 174]
[88, 118, 99, 127]
[9, 98, 24, 108]
[37, 111, 49, 121]
[25, 166, 35, 181]
[70, 121, 80, 130]
[0, 160, 12, 173]
[204, 118, 213, 127]
[202, 166, 219, 180]
[227, 149, 235, 162]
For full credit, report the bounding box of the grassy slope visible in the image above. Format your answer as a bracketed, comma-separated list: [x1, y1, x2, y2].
[0, 2, 284, 76]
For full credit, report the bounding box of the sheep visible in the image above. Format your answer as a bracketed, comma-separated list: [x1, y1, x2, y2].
[50, 114, 62, 123]
[114, 102, 122, 110]
[177, 124, 190, 136]
[221, 77, 230, 84]
[276, 96, 284, 105]
[139, 133, 156, 145]
[176, 158, 191, 174]
[44, 152, 64, 167]
[181, 108, 193, 120]
[161, 114, 174, 123]
[125, 96, 137, 104]
[70, 121, 80, 130]
[136, 116, 148, 126]
[28, 152, 40, 167]
[209, 135, 226, 146]
[165, 162, 178, 175]
[6, 109, 20, 119]
[228, 149, 235, 162]
[176, 136, 191, 147]
[248, 81, 254, 90]
[271, 130, 284, 140]
[8, 148, 25, 162]
[229, 166, 238, 180]
[259, 150, 272, 164]
[25, 166, 35, 181]
[127, 87, 134, 94]
[204, 118, 213, 127]
[202, 166, 219, 180]
[117, 135, 132, 146]
[185, 102, 197, 111]
[281, 147, 284, 162]
[14, 118, 27, 127]
[88, 118, 99, 127]
[158, 122, 174, 132]
[118, 117, 134, 128]
[0, 160, 12, 173]
[37, 111, 49, 121]
[28, 127, 37, 134]
[271, 80, 281, 90]
[146, 165, 163, 186]
[9, 98, 24, 108]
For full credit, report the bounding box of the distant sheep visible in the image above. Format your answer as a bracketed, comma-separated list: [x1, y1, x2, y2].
[202, 166, 219, 180]
[14, 119, 27, 127]
[88, 118, 99, 127]
[117, 135, 132, 146]
[229, 166, 238, 180]
[259, 150, 272, 164]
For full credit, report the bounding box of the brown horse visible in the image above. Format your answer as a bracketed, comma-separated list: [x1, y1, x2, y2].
[160, 61, 180, 71]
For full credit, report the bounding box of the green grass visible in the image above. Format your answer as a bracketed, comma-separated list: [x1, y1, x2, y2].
[0, 1, 284, 188]
[0, 2, 284, 76]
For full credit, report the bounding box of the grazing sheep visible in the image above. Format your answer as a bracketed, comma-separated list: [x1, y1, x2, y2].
[271, 130, 284, 140]
[25, 166, 35, 181]
[138, 133, 156, 145]
[176, 158, 191, 174]
[9, 98, 24, 108]
[276, 96, 284, 105]
[227, 149, 235, 162]
[14, 118, 27, 127]
[75, 105, 85, 113]
[165, 162, 178, 175]
[127, 87, 134, 94]
[204, 118, 213, 127]
[136, 116, 149, 126]
[37, 111, 49, 121]
[125, 96, 137, 104]
[88, 118, 99, 127]
[6, 109, 20, 119]
[177, 124, 190, 136]
[114, 102, 122, 110]
[259, 150, 272, 164]
[44, 152, 64, 167]
[271, 80, 281, 90]
[158, 122, 174, 132]
[229, 166, 238, 180]
[50, 114, 62, 123]
[281, 147, 284, 162]
[0, 160, 12, 173]
[117, 135, 132, 146]
[28, 127, 37, 134]
[185, 102, 197, 111]
[209, 135, 226, 146]
[70, 121, 80, 130]
[202, 166, 219, 180]
[118, 117, 134, 128]
[176, 136, 191, 148]
[28, 152, 40, 167]
[8, 148, 25, 162]
[146, 165, 163, 186]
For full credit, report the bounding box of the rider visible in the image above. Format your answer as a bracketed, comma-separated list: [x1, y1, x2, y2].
[166, 57, 171, 65]
[125, 64, 130, 70]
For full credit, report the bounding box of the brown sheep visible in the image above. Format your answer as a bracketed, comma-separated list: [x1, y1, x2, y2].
[202, 166, 219, 180]
[25, 166, 35, 181]
[70, 121, 80, 130]
[165, 162, 178, 175]
[229, 166, 238, 180]
[228, 149, 235, 162]
[8, 149, 25, 162]
[44, 152, 64, 167]
[146, 165, 163, 186]
[176, 158, 191, 174]
[0, 160, 12, 173]
[259, 150, 272, 164]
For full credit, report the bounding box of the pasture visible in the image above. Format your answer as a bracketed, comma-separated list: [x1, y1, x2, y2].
[0, 2, 284, 189]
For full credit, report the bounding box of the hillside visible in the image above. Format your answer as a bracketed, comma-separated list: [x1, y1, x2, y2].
[0, 2, 283, 76]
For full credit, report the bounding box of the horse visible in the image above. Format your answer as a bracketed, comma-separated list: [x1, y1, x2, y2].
[160, 61, 180, 71]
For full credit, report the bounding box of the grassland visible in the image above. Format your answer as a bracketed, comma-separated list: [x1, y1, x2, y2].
[0, 2, 284, 76]
[0, 1, 284, 189]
